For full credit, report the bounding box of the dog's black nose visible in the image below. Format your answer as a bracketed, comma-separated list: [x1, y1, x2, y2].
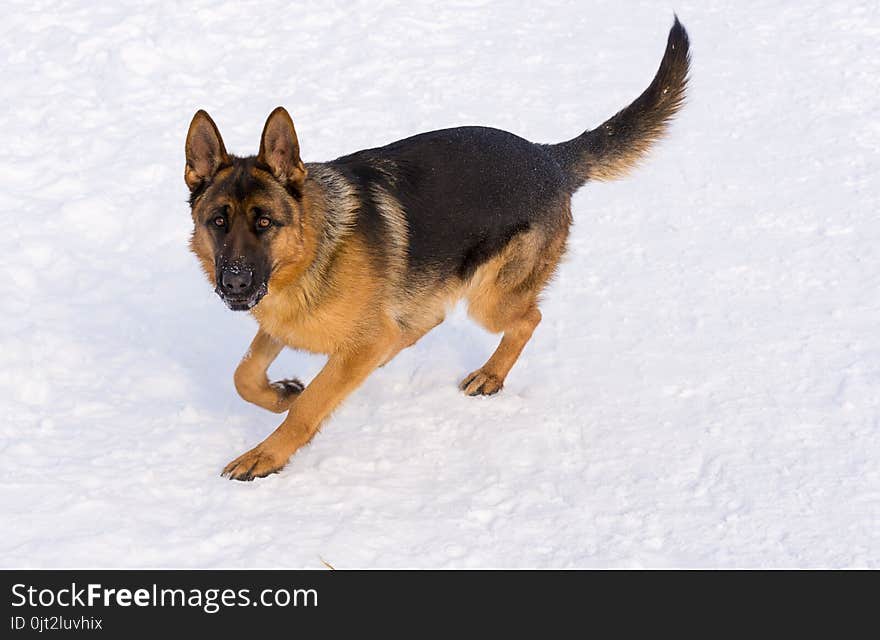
[220, 267, 253, 293]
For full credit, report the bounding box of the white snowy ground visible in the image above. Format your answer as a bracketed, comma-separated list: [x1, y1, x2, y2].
[1, 0, 878, 568]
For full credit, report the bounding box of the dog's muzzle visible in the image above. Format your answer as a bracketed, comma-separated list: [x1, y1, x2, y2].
[215, 261, 267, 311]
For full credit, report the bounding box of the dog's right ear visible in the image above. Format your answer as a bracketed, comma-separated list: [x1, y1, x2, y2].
[185, 110, 229, 192]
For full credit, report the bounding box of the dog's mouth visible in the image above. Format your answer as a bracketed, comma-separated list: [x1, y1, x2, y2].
[214, 282, 268, 311]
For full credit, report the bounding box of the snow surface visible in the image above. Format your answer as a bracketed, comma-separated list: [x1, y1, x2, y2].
[1, 0, 879, 568]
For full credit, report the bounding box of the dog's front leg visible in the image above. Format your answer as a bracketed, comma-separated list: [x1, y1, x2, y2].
[234, 329, 303, 413]
[222, 335, 392, 481]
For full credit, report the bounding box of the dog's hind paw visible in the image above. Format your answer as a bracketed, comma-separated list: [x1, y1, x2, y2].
[459, 369, 504, 396]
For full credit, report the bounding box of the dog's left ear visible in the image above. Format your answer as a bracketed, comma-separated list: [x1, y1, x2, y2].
[258, 107, 307, 191]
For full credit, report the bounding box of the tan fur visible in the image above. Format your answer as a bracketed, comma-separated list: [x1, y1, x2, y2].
[371, 183, 409, 297]
[254, 235, 392, 355]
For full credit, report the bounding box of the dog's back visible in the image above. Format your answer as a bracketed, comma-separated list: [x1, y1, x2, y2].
[330, 126, 571, 283]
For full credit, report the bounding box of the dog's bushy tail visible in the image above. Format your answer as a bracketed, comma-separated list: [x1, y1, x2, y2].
[548, 17, 690, 190]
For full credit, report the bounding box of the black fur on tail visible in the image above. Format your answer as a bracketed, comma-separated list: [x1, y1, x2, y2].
[548, 17, 690, 190]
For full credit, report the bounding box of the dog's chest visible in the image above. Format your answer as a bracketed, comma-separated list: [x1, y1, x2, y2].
[251, 292, 354, 355]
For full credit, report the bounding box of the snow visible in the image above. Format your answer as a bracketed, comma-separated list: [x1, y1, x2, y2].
[1, 0, 879, 567]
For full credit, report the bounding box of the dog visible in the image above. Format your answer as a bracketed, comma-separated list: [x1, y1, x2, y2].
[185, 19, 690, 480]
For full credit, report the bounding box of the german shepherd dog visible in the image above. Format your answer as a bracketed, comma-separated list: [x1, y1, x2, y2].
[185, 19, 689, 480]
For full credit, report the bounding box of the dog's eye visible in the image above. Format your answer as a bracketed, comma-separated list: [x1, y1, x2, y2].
[213, 216, 227, 228]
[256, 216, 272, 230]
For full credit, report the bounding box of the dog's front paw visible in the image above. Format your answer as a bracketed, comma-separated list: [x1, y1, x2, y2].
[271, 378, 304, 400]
[258, 378, 304, 413]
[221, 442, 290, 481]
[459, 369, 504, 396]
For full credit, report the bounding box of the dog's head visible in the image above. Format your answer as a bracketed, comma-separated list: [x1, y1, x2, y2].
[185, 107, 309, 311]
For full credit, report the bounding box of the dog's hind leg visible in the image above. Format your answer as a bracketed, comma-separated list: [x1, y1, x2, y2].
[460, 304, 542, 396]
[461, 260, 544, 397]
[234, 329, 303, 413]
[460, 225, 565, 396]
